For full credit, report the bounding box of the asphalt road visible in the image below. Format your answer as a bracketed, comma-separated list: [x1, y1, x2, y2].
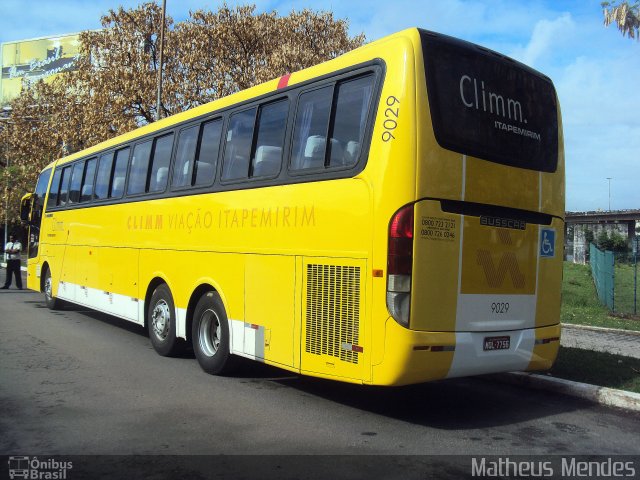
[1, 271, 640, 477]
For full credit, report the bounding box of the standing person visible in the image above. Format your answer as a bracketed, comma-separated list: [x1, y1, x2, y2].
[2, 234, 23, 290]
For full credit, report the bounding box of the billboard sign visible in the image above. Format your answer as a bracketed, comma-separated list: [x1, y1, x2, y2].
[1, 33, 81, 106]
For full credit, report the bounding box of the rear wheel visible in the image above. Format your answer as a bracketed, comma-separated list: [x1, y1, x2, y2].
[148, 284, 185, 357]
[43, 268, 60, 310]
[192, 291, 237, 375]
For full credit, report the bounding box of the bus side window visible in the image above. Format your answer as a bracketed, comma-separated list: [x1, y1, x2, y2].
[110, 147, 130, 199]
[290, 86, 332, 171]
[80, 158, 97, 203]
[95, 153, 114, 200]
[222, 108, 256, 181]
[68, 161, 84, 204]
[329, 75, 374, 168]
[128, 140, 152, 196]
[194, 119, 222, 187]
[251, 99, 288, 178]
[58, 166, 72, 206]
[172, 126, 199, 189]
[47, 169, 62, 209]
[149, 133, 174, 192]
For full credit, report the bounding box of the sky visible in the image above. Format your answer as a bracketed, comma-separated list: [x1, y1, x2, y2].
[0, 0, 638, 212]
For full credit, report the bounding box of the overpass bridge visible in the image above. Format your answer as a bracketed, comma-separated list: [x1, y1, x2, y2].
[564, 210, 640, 263]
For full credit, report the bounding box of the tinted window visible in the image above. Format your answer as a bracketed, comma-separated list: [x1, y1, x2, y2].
[69, 161, 84, 204]
[34, 168, 52, 213]
[47, 169, 62, 208]
[30, 168, 52, 258]
[80, 158, 97, 203]
[149, 134, 173, 192]
[222, 108, 256, 181]
[251, 100, 288, 177]
[110, 147, 129, 198]
[58, 166, 72, 206]
[330, 75, 373, 167]
[291, 86, 332, 171]
[128, 141, 152, 195]
[421, 30, 558, 172]
[194, 120, 222, 186]
[95, 153, 114, 200]
[172, 126, 199, 189]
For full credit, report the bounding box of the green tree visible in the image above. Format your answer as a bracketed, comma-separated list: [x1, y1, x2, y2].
[602, 1, 640, 40]
[596, 230, 613, 250]
[610, 230, 629, 253]
[584, 229, 595, 245]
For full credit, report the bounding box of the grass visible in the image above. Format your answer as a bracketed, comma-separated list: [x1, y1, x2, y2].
[561, 262, 640, 332]
[549, 347, 640, 394]
[555, 263, 640, 393]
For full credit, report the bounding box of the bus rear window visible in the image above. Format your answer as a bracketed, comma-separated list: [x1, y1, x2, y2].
[420, 30, 558, 173]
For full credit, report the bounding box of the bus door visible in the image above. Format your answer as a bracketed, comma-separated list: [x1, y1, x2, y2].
[21, 167, 52, 260]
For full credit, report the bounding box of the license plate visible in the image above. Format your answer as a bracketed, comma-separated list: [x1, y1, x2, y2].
[483, 336, 510, 351]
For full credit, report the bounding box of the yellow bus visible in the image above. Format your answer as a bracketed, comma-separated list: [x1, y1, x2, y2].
[21, 28, 564, 386]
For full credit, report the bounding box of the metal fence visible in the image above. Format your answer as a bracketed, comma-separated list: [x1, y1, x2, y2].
[590, 243, 615, 310]
[589, 241, 638, 315]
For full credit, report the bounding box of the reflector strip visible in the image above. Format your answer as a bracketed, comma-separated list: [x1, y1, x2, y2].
[341, 343, 363, 353]
[277, 74, 291, 89]
[535, 337, 560, 345]
[372, 269, 384, 277]
[414, 345, 456, 352]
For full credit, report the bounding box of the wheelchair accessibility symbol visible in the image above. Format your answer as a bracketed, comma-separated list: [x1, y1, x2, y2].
[540, 228, 555, 258]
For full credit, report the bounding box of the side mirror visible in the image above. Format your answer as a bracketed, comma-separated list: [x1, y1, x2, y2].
[20, 193, 34, 224]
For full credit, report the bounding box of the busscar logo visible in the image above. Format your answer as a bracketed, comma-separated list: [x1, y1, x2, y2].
[480, 215, 526, 231]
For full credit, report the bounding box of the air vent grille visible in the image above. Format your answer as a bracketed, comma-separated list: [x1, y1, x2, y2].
[305, 264, 361, 364]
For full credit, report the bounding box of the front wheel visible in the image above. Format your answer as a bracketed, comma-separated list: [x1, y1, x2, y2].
[192, 291, 237, 375]
[43, 268, 60, 310]
[148, 284, 185, 357]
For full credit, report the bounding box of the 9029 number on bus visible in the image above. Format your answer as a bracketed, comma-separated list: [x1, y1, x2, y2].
[382, 96, 400, 142]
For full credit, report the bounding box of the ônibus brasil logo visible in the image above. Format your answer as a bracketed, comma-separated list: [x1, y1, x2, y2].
[8, 456, 73, 479]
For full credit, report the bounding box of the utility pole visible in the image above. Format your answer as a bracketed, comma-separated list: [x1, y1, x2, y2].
[155, 0, 167, 121]
[607, 177, 612, 212]
[3, 156, 7, 262]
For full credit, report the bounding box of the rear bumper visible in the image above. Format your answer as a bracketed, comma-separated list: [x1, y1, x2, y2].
[371, 318, 560, 386]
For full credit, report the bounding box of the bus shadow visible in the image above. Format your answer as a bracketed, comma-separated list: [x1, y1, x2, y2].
[27, 299, 587, 429]
[30, 300, 151, 338]
[231, 362, 589, 430]
[49, 305, 202, 359]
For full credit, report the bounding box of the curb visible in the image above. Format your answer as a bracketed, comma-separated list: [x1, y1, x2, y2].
[489, 372, 640, 412]
[561, 323, 640, 337]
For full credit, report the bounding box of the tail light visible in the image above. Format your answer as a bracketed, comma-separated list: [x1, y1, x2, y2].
[387, 204, 413, 327]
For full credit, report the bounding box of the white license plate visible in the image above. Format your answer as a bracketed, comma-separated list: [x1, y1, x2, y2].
[483, 336, 510, 351]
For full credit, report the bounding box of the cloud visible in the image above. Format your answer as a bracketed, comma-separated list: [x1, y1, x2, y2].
[511, 13, 575, 68]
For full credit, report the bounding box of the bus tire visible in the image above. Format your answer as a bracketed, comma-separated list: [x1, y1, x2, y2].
[148, 284, 185, 357]
[192, 291, 237, 375]
[43, 268, 60, 310]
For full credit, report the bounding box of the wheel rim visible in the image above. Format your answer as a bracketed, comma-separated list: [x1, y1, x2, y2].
[44, 275, 52, 300]
[198, 308, 221, 357]
[151, 299, 171, 340]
